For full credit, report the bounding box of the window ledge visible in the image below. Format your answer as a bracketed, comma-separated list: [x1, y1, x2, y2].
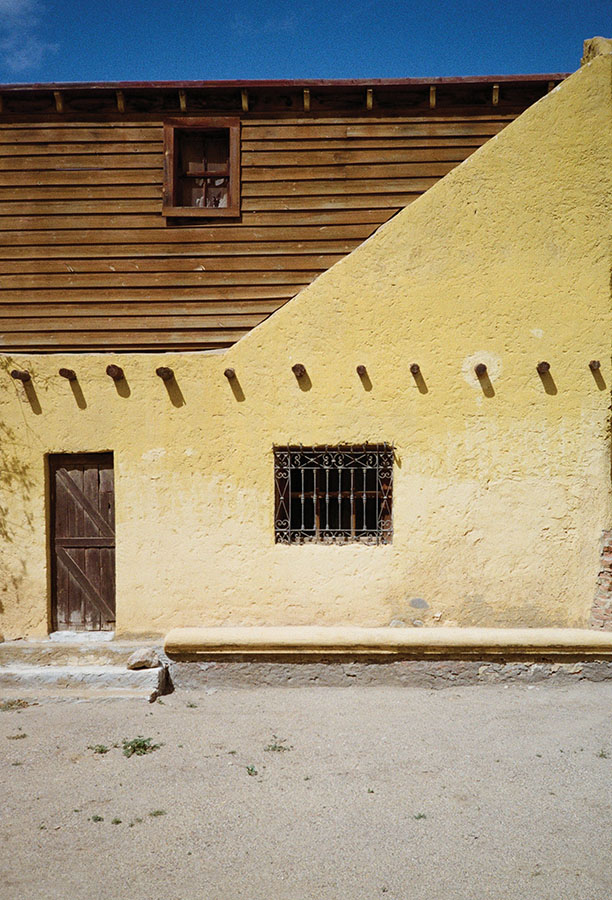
[162, 206, 240, 218]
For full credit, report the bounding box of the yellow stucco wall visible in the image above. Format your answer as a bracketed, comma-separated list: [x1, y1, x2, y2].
[1, 54, 611, 638]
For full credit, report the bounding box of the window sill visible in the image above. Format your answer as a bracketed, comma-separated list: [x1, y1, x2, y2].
[162, 205, 241, 218]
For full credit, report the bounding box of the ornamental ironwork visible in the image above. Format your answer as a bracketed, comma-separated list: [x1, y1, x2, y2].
[274, 444, 393, 545]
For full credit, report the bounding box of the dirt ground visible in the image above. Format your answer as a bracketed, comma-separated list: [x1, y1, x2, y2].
[1, 681, 612, 900]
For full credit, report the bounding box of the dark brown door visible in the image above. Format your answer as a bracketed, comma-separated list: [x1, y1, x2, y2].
[50, 453, 115, 631]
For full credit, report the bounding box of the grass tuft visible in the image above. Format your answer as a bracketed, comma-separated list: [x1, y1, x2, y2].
[122, 736, 161, 758]
[264, 735, 292, 752]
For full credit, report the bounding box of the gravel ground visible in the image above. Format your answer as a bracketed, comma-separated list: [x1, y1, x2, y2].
[1, 681, 612, 900]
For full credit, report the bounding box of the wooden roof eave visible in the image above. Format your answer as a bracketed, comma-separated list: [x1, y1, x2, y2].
[0, 74, 569, 120]
[0, 73, 569, 92]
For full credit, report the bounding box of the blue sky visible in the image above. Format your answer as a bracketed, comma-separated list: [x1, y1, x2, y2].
[0, 0, 610, 84]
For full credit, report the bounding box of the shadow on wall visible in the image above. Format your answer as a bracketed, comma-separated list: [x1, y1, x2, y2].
[0, 357, 36, 611]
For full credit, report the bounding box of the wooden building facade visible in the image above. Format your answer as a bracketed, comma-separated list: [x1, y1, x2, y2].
[0, 75, 566, 352]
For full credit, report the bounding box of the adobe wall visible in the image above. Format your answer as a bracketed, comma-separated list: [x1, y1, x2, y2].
[1, 54, 611, 638]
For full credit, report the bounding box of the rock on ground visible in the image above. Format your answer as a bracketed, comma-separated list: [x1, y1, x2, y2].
[126, 647, 161, 669]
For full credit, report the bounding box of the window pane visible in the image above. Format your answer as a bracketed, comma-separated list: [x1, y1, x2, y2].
[178, 177, 204, 207]
[179, 134, 206, 174]
[204, 132, 229, 172]
[205, 178, 229, 209]
[173, 128, 232, 209]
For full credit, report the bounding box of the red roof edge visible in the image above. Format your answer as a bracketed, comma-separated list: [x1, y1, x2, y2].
[0, 74, 570, 92]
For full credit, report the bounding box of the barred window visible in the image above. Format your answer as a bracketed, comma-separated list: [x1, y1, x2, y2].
[274, 444, 393, 545]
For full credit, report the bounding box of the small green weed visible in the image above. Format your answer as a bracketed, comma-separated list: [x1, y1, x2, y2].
[122, 736, 161, 758]
[367, 788, 375, 794]
[149, 809, 166, 817]
[264, 735, 292, 752]
[246, 765, 258, 776]
[414, 812, 427, 820]
[88, 744, 110, 754]
[6, 732, 26, 740]
[91, 815, 104, 823]
[111, 818, 122, 825]
[186, 702, 198, 708]
[597, 748, 610, 759]
[11, 761, 22, 766]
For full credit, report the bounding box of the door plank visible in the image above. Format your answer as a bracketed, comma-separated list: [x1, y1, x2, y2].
[100, 548, 115, 620]
[56, 468, 114, 537]
[85, 548, 102, 630]
[56, 546, 115, 622]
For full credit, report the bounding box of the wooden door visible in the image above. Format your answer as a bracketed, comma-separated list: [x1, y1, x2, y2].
[50, 453, 115, 631]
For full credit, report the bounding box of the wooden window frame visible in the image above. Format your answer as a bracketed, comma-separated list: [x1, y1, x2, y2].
[162, 117, 241, 218]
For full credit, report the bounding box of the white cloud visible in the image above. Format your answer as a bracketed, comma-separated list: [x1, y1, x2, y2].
[0, 0, 57, 74]
[0, 0, 38, 25]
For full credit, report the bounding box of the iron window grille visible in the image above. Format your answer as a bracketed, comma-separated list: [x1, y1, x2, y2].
[274, 444, 393, 545]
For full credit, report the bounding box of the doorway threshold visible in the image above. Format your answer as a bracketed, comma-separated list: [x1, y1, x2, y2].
[49, 631, 115, 643]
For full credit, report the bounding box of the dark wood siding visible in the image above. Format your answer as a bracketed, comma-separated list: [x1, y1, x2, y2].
[0, 112, 517, 350]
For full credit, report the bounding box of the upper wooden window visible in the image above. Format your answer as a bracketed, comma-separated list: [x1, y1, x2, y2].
[162, 117, 240, 217]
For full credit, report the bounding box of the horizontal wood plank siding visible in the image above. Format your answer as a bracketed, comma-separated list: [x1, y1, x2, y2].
[0, 112, 518, 350]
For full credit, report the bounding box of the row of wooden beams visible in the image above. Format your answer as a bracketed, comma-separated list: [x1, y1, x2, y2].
[10, 359, 602, 385]
[1, 83, 550, 116]
[34, 86, 398, 116]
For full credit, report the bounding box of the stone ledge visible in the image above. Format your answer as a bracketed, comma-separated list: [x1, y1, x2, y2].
[164, 626, 612, 661]
[168, 659, 612, 688]
[0, 639, 174, 702]
[0, 663, 171, 702]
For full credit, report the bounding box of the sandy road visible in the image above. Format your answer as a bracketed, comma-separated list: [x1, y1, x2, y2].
[1, 681, 612, 900]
